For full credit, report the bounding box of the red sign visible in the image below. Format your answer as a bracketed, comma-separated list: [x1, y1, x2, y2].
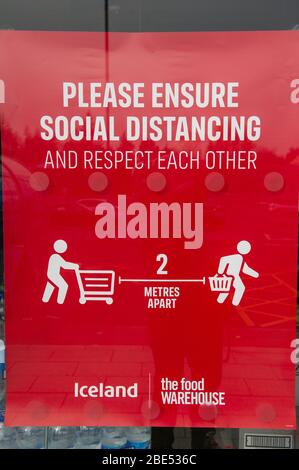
[0, 30, 298, 428]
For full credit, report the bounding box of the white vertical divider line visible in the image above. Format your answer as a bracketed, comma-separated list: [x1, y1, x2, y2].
[0, 80, 5, 104]
[148, 372, 151, 412]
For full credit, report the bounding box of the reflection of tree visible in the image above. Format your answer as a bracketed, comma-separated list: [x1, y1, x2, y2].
[2, 117, 299, 198]
[206, 136, 299, 194]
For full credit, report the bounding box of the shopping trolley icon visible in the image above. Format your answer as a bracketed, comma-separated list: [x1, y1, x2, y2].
[208, 274, 233, 292]
[76, 270, 115, 305]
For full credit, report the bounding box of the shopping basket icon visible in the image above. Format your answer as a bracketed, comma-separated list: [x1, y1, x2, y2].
[209, 274, 233, 292]
[76, 270, 115, 305]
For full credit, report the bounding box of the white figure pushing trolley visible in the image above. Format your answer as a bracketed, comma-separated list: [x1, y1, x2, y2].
[42, 239, 115, 305]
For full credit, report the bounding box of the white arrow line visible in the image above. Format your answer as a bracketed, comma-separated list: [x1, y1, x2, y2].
[119, 277, 206, 285]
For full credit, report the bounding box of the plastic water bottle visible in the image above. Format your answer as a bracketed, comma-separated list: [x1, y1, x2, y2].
[0, 379, 5, 423]
[16, 427, 45, 449]
[101, 427, 127, 449]
[0, 340, 5, 372]
[0, 294, 4, 322]
[75, 426, 102, 449]
[0, 424, 17, 449]
[48, 427, 76, 449]
[0, 339, 5, 368]
[126, 427, 151, 449]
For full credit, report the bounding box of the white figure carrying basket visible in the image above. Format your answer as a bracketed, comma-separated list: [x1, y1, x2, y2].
[209, 274, 233, 292]
[76, 270, 115, 305]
